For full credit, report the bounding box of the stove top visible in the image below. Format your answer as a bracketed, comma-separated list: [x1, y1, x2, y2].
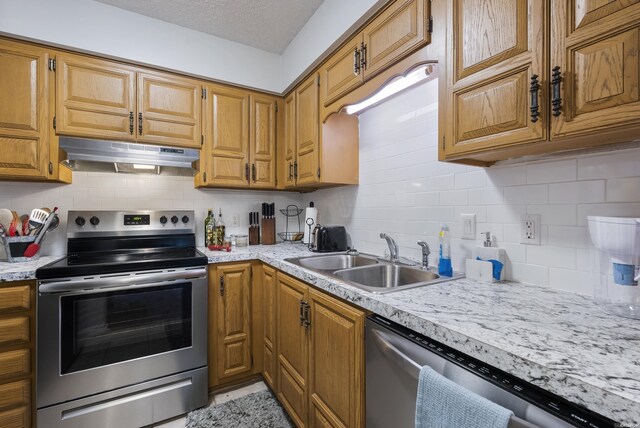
[36, 210, 208, 280]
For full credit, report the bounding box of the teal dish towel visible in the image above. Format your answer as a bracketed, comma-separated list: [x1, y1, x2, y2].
[415, 366, 513, 428]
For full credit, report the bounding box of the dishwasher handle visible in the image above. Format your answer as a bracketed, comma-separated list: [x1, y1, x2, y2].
[370, 328, 539, 428]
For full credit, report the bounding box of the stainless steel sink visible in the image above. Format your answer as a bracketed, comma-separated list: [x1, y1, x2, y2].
[285, 252, 464, 294]
[292, 254, 379, 271]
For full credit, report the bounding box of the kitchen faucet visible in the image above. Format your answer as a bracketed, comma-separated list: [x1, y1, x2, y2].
[380, 233, 400, 262]
[417, 241, 430, 270]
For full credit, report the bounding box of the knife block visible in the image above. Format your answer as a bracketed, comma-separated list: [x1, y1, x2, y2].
[249, 225, 260, 245]
[261, 218, 276, 245]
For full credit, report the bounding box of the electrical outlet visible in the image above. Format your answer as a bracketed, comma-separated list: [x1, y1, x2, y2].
[231, 213, 240, 227]
[520, 214, 541, 245]
[461, 213, 476, 239]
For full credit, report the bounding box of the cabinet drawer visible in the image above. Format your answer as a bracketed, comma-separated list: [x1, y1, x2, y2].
[0, 350, 30, 380]
[0, 317, 29, 347]
[0, 405, 29, 428]
[0, 286, 30, 313]
[0, 379, 30, 409]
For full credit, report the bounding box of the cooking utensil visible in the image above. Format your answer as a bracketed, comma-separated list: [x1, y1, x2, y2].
[23, 207, 58, 258]
[20, 214, 29, 236]
[47, 214, 60, 231]
[0, 209, 13, 233]
[29, 208, 50, 230]
[8, 220, 17, 237]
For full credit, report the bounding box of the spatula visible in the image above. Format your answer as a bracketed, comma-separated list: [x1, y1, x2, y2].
[23, 207, 58, 258]
[29, 208, 50, 233]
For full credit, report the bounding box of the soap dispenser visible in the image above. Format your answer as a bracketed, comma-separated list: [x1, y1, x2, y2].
[466, 232, 507, 283]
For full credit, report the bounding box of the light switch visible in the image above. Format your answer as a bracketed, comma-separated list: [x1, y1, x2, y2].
[461, 213, 476, 240]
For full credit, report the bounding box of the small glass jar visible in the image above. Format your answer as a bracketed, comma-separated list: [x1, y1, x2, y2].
[231, 234, 248, 247]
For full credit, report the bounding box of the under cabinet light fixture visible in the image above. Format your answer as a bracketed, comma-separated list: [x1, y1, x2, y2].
[345, 64, 434, 115]
[132, 164, 156, 170]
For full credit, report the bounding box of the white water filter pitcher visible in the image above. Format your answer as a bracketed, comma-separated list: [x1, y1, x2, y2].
[588, 216, 640, 319]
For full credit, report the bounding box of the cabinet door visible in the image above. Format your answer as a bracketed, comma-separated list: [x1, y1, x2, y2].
[250, 94, 277, 188]
[276, 274, 309, 427]
[137, 72, 201, 148]
[362, 0, 430, 79]
[209, 263, 252, 387]
[203, 85, 249, 187]
[550, 1, 640, 138]
[262, 265, 277, 391]
[308, 290, 364, 428]
[56, 54, 136, 141]
[322, 36, 364, 107]
[444, 0, 547, 156]
[295, 74, 320, 186]
[0, 40, 50, 180]
[284, 93, 297, 188]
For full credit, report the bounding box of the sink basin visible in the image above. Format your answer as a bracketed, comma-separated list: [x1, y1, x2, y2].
[293, 254, 379, 271]
[334, 264, 440, 291]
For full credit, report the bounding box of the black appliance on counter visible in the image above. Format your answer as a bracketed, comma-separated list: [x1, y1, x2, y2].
[35, 210, 208, 428]
[311, 225, 348, 252]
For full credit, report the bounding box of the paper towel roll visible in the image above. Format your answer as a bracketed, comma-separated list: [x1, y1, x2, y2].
[303, 204, 317, 244]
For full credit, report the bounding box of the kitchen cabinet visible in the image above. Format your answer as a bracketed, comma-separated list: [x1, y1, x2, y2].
[261, 265, 278, 391]
[322, 39, 365, 107]
[209, 263, 253, 387]
[0, 281, 35, 428]
[0, 39, 70, 183]
[276, 272, 365, 428]
[442, 0, 640, 164]
[198, 84, 278, 189]
[283, 75, 360, 190]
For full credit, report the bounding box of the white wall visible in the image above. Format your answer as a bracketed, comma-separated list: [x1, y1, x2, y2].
[0, 0, 282, 91]
[279, 0, 384, 91]
[304, 78, 640, 295]
[0, 173, 302, 256]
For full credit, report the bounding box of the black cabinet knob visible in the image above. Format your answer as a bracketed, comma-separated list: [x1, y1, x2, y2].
[160, 216, 168, 225]
[89, 216, 100, 226]
[75, 216, 86, 226]
[182, 215, 189, 224]
[171, 215, 179, 224]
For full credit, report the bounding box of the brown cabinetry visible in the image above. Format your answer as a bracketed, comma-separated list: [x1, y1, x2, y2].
[0, 39, 70, 183]
[295, 74, 321, 187]
[442, 0, 640, 164]
[199, 84, 278, 189]
[208, 263, 253, 387]
[0, 281, 35, 428]
[283, 93, 297, 188]
[276, 272, 364, 428]
[261, 265, 278, 391]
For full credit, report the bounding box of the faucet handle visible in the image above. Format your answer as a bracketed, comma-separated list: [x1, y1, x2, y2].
[417, 240, 429, 249]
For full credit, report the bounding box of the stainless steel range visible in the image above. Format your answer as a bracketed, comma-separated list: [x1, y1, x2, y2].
[35, 210, 209, 428]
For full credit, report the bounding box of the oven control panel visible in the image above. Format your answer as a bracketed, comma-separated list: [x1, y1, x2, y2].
[68, 210, 195, 236]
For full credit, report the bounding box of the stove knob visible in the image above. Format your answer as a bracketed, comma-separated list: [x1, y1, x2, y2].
[89, 216, 100, 226]
[171, 215, 179, 224]
[75, 216, 86, 227]
[159, 216, 168, 225]
[181, 215, 189, 224]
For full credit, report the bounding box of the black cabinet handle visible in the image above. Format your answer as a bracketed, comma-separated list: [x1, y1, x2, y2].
[245, 163, 249, 181]
[219, 275, 224, 296]
[353, 47, 360, 76]
[551, 66, 562, 117]
[530, 74, 540, 123]
[129, 112, 134, 134]
[293, 160, 298, 179]
[289, 162, 293, 180]
[303, 301, 311, 330]
[138, 112, 143, 135]
[299, 300, 305, 326]
[360, 42, 367, 70]
[252, 163, 256, 182]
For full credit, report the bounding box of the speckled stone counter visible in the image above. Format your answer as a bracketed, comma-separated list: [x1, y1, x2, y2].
[201, 243, 640, 425]
[0, 256, 64, 282]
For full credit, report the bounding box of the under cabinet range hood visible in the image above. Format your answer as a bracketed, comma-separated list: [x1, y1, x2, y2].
[59, 137, 199, 175]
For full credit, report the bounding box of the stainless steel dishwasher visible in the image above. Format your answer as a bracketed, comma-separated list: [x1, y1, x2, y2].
[366, 315, 615, 428]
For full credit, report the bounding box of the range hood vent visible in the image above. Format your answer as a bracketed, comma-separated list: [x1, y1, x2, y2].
[60, 137, 199, 169]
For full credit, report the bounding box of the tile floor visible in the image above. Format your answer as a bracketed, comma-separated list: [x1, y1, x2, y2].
[154, 381, 268, 428]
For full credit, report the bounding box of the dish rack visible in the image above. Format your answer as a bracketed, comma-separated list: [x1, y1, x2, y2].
[277, 205, 304, 242]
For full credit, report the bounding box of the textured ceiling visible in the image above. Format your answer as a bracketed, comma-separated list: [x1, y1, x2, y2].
[94, 0, 325, 54]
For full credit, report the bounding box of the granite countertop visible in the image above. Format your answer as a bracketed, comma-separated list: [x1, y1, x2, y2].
[3, 243, 638, 423]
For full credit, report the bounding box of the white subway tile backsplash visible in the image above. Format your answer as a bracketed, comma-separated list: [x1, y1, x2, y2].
[510, 262, 549, 286]
[454, 170, 487, 189]
[548, 180, 605, 204]
[526, 205, 577, 226]
[547, 226, 589, 248]
[578, 149, 640, 179]
[526, 245, 576, 269]
[549, 268, 591, 295]
[577, 203, 640, 225]
[504, 184, 548, 205]
[439, 189, 468, 206]
[486, 165, 526, 187]
[526, 159, 576, 184]
[606, 177, 640, 202]
[468, 187, 504, 205]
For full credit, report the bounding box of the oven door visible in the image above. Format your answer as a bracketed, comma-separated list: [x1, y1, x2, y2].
[37, 266, 207, 409]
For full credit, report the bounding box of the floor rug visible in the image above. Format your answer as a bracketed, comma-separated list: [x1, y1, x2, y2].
[187, 389, 294, 427]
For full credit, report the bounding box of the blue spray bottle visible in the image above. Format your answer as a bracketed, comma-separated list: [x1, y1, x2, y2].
[438, 224, 453, 277]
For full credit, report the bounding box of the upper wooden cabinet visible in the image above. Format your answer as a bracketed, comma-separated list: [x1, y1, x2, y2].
[442, 0, 640, 164]
[323, 38, 365, 107]
[137, 71, 201, 148]
[56, 53, 202, 149]
[56, 54, 137, 141]
[296, 74, 321, 187]
[0, 39, 70, 183]
[283, 93, 297, 188]
[199, 84, 278, 189]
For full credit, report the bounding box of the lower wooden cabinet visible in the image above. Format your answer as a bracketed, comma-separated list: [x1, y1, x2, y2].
[275, 272, 365, 428]
[262, 265, 278, 391]
[0, 281, 35, 428]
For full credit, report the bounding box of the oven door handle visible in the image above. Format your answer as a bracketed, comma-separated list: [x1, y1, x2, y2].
[38, 267, 207, 294]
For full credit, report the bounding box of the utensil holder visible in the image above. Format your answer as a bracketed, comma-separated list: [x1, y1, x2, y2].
[261, 218, 276, 245]
[1, 236, 42, 263]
